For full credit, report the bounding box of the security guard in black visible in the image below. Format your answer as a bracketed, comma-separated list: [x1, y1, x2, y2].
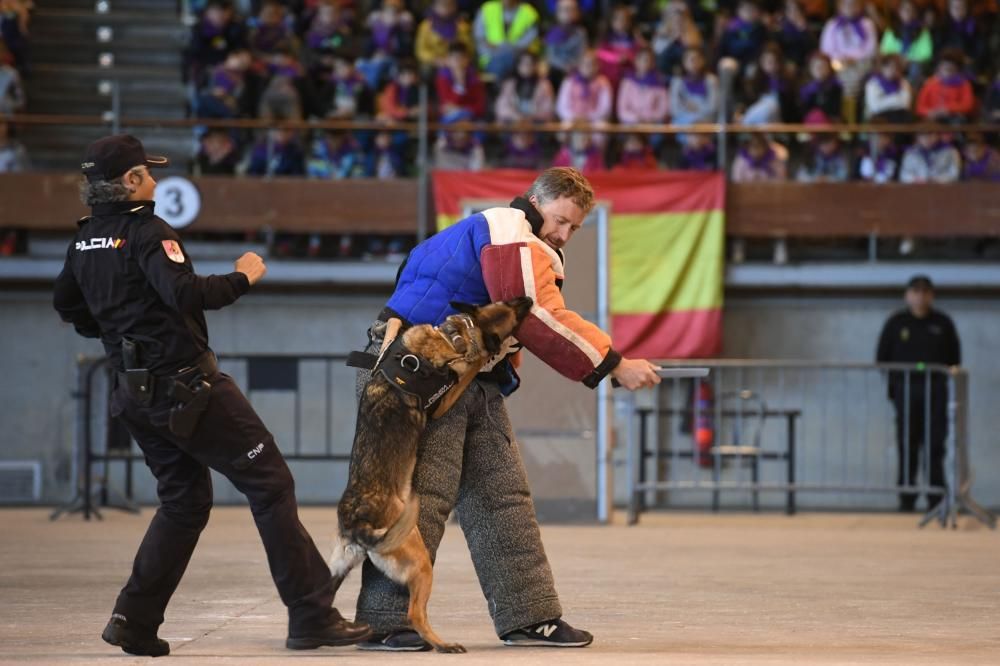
[876, 275, 961, 512]
[53, 134, 370, 657]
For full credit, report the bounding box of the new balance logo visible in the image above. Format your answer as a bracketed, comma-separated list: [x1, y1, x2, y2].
[247, 442, 264, 459]
[535, 624, 557, 638]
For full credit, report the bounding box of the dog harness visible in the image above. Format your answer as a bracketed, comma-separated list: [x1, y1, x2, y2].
[347, 316, 478, 415]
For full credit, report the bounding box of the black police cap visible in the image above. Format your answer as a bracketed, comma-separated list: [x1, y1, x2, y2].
[907, 275, 934, 291]
[81, 134, 169, 182]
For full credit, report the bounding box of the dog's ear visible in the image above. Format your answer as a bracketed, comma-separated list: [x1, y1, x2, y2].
[449, 301, 479, 316]
[506, 296, 533, 320]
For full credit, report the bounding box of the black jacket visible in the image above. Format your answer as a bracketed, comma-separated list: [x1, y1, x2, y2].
[53, 200, 249, 374]
[876, 308, 961, 401]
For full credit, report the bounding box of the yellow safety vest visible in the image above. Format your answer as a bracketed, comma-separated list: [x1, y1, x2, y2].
[481, 1, 539, 50]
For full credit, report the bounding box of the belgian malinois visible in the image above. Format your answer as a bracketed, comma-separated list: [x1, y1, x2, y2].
[332, 297, 534, 653]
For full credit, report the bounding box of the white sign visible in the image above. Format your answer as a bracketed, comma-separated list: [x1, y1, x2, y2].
[154, 176, 201, 229]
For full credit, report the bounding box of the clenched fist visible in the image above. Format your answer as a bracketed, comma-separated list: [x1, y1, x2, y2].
[235, 252, 267, 286]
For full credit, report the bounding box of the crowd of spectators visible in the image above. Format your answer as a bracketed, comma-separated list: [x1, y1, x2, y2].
[0, 0, 31, 180]
[175, 0, 998, 183]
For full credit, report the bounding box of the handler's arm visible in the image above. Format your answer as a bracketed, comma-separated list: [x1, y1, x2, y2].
[481, 242, 621, 387]
[53, 248, 101, 338]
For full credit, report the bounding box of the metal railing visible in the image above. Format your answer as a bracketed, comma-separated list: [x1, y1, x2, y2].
[618, 360, 996, 529]
[51, 352, 357, 521]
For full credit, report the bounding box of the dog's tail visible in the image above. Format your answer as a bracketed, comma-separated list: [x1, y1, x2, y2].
[356, 495, 420, 553]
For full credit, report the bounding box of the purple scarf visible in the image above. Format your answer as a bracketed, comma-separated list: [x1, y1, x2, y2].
[873, 73, 901, 95]
[873, 145, 898, 177]
[682, 75, 707, 96]
[950, 16, 976, 37]
[371, 20, 396, 52]
[252, 23, 289, 53]
[740, 146, 775, 172]
[546, 24, 575, 45]
[211, 66, 241, 96]
[800, 76, 839, 102]
[605, 29, 634, 49]
[428, 12, 458, 41]
[939, 74, 967, 88]
[572, 71, 595, 101]
[331, 71, 365, 95]
[682, 144, 716, 171]
[505, 138, 541, 168]
[728, 17, 755, 34]
[394, 83, 418, 108]
[834, 14, 867, 40]
[627, 70, 663, 88]
[440, 65, 477, 95]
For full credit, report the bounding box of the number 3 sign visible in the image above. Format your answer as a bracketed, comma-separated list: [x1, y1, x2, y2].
[153, 176, 201, 229]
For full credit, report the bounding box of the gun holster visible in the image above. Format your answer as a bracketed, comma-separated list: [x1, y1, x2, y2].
[121, 337, 154, 407]
[167, 376, 212, 439]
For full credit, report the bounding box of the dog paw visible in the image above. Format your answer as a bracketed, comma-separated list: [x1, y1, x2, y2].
[435, 643, 467, 653]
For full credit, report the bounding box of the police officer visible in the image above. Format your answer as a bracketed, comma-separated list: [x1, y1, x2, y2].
[53, 135, 371, 657]
[876, 275, 961, 512]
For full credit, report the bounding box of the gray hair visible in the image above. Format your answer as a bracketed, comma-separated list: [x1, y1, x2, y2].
[525, 167, 595, 214]
[78, 166, 144, 206]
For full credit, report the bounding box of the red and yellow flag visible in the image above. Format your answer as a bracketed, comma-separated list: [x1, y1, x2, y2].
[432, 170, 724, 359]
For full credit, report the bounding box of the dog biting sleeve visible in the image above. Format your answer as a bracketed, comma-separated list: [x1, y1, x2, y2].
[481, 241, 621, 388]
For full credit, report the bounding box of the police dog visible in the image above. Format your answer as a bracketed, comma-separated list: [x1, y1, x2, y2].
[332, 297, 533, 653]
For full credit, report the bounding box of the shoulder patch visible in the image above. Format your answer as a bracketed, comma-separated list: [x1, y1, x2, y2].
[161, 239, 185, 263]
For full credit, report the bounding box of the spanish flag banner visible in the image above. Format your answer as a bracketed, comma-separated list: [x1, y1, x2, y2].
[432, 170, 724, 359]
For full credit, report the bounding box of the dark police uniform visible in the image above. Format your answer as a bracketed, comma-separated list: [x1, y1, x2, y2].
[53, 135, 367, 657]
[876, 307, 961, 511]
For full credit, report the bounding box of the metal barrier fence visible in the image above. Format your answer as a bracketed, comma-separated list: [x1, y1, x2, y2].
[618, 360, 996, 529]
[51, 352, 357, 521]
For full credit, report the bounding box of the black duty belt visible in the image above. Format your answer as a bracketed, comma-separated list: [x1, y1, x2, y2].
[117, 352, 218, 404]
[348, 337, 458, 414]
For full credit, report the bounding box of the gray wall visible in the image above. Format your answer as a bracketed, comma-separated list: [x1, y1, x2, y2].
[2, 286, 997, 516]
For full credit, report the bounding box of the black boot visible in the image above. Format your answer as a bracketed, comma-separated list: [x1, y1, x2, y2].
[102, 614, 170, 657]
[286, 608, 373, 650]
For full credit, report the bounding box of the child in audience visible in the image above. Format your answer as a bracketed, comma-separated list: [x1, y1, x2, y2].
[916, 50, 975, 123]
[961, 133, 1000, 182]
[864, 55, 913, 122]
[248, 127, 306, 176]
[820, 0, 878, 115]
[434, 130, 485, 170]
[799, 51, 842, 124]
[553, 131, 605, 172]
[614, 134, 657, 170]
[617, 47, 669, 126]
[900, 132, 961, 183]
[195, 129, 241, 175]
[249, 0, 297, 60]
[415, 0, 474, 70]
[879, 0, 933, 83]
[197, 48, 253, 118]
[495, 51, 556, 124]
[678, 133, 717, 171]
[796, 134, 850, 182]
[556, 49, 613, 125]
[595, 4, 644, 87]
[324, 54, 372, 119]
[651, 2, 702, 79]
[545, 0, 589, 90]
[376, 61, 420, 122]
[738, 42, 795, 125]
[364, 130, 405, 178]
[187, 0, 247, 83]
[859, 132, 900, 183]
[501, 131, 543, 170]
[307, 130, 363, 179]
[669, 48, 719, 127]
[718, 0, 768, 74]
[768, 0, 813, 73]
[731, 134, 788, 182]
[359, 0, 415, 88]
[435, 43, 486, 122]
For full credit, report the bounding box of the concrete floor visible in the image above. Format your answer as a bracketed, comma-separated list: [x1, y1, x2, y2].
[0, 508, 997, 665]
